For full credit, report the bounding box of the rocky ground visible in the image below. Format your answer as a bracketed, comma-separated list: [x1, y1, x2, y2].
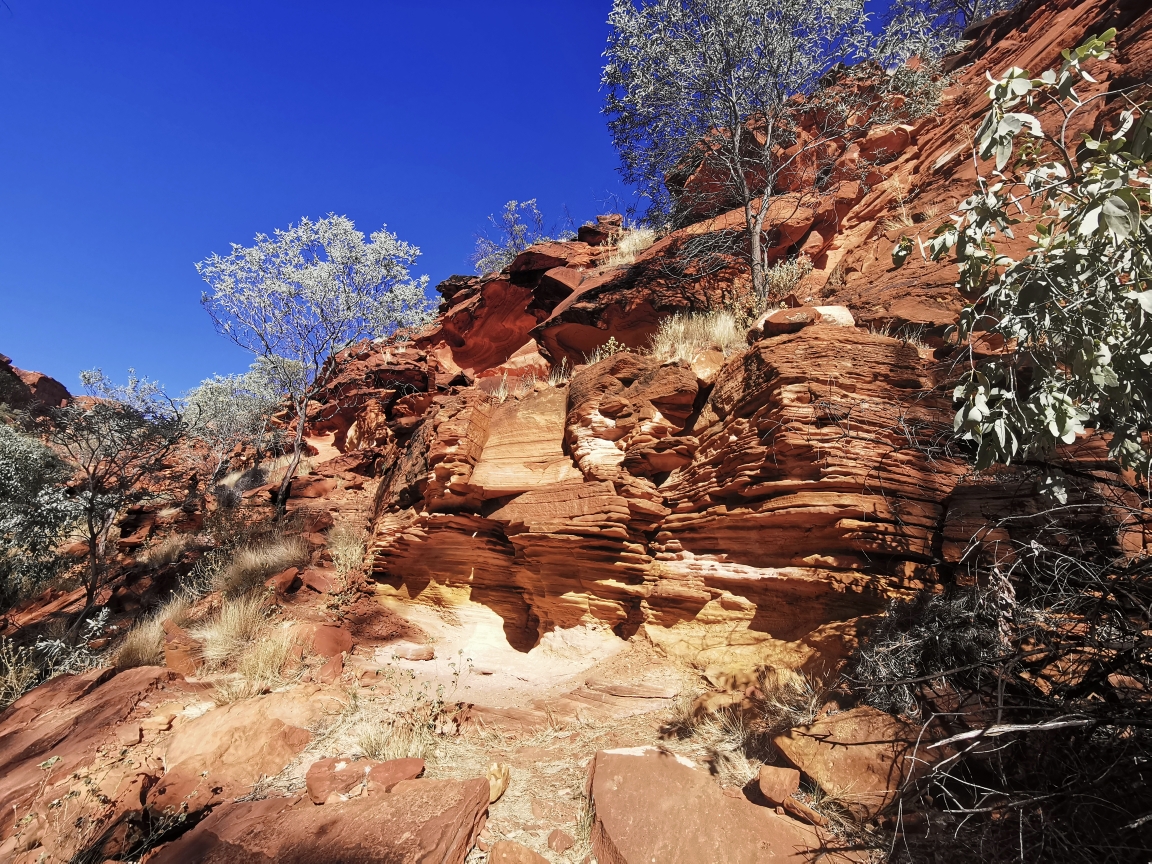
[1, 0, 1150, 861]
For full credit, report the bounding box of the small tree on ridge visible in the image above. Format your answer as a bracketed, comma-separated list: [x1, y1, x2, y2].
[197, 214, 432, 513]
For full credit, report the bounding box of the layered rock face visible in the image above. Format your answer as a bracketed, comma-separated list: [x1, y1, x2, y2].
[294, 0, 1151, 674]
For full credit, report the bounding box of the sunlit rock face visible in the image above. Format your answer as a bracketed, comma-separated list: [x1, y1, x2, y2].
[316, 0, 1152, 673]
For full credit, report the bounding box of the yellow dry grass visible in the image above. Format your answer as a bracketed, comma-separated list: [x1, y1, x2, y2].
[114, 593, 193, 669]
[190, 593, 270, 669]
[608, 226, 657, 266]
[648, 310, 745, 363]
[217, 534, 309, 596]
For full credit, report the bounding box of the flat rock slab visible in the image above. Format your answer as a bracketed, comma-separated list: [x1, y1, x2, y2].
[584, 677, 679, 699]
[149, 687, 326, 814]
[588, 746, 863, 864]
[773, 706, 935, 819]
[149, 777, 490, 864]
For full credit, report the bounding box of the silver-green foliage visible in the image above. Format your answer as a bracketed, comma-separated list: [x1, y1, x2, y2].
[0, 424, 75, 602]
[896, 30, 1152, 479]
[471, 199, 551, 274]
[185, 358, 286, 481]
[51, 371, 186, 609]
[197, 214, 432, 508]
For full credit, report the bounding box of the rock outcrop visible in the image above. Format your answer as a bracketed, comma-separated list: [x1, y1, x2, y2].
[282, 0, 1152, 678]
[586, 746, 862, 863]
[0, 352, 70, 412]
[2, 2, 1149, 861]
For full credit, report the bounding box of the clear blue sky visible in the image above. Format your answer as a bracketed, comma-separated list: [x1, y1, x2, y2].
[0, 0, 896, 395]
[0, 1, 631, 393]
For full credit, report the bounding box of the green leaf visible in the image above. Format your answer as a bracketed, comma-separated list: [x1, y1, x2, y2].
[891, 236, 914, 268]
[1101, 194, 1138, 240]
[1127, 291, 1152, 314]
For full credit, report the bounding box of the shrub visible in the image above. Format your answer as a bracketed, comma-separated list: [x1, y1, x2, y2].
[896, 29, 1152, 482]
[761, 254, 813, 305]
[471, 199, 552, 274]
[0, 638, 37, 710]
[584, 336, 630, 366]
[0, 424, 75, 605]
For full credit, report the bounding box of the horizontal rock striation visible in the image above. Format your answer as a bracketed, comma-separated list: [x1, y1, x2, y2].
[304, 0, 1152, 672]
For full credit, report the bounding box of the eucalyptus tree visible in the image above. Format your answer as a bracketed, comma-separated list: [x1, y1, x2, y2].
[0, 424, 75, 605]
[894, 30, 1152, 484]
[472, 199, 550, 274]
[603, 0, 874, 300]
[888, 0, 1019, 40]
[197, 214, 432, 512]
[185, 358, 286, 484]
[48, 370, 185, 616]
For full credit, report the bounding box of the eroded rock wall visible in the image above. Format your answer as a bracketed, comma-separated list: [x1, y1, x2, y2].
[306, 0, 1152, 673]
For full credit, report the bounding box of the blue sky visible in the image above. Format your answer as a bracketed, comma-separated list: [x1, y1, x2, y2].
[0, 1, 895, 395]
[0, 1, 631, 393]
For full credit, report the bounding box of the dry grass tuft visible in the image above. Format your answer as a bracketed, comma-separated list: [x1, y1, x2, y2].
[608, 226, 657, 266]
[354, 715, 434, 761]
[115, 593, 193, 669]
[217, 534, 309, 596]
[547, 358, 571, 387]
[755, 667, 827, 734]
[762, 254, 814, 304]
[1, 638, 38, 710]
[488, 373, 510, 405]
[190, 593, 271, 670]
[648, 310, 745, 363]
[137, 533, 194, 569]
[327, 524, 366, 576]
[213, 626, 298, 703]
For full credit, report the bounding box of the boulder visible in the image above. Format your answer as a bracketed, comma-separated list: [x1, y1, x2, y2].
[266, 567, 302, 596]
[316, 653, 343, 684]
[382, 641, 434, 661]
[288, 476, 338, 499]
[366, 757, 425, 794]
[547, 828, 575, 853]
[757, 765, 801, 807]
[773, 706, 935, 819]
[149, 688, 324, 815]
[587, 746, 862, 863]
[306, 757, 374, 804]
[300, 568, 336, 594]
[149, 778, 489, 864]
[309, 625, 352, 658]
[858, 123, 915, 161]
[750, 305, 855, 340]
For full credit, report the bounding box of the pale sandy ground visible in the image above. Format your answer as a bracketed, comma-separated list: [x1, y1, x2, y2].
[257, 593, 709, 863]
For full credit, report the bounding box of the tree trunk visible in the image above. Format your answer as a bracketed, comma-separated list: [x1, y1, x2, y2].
[747, 202, 765, 301]
[275, 401, 308, 517]
[69, 516, 102, 636]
